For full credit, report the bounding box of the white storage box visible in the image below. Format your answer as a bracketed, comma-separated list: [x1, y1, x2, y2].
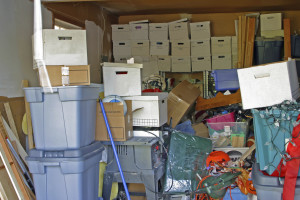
[231, 36, 238, 55]
[190, 21, 211, 40]
[171, 56, 191, 72]
[212, 55, 232, 70]
[211, 36, 232, 55]
[171, 40, 191, 56]
[158, 56, 171, 72]
[260, 13, 282, 31]
[150, 41, 170, 56]
[169, 22, 190, 40]
[113, 40, 131, 56]
[191, 56, 212, 71]
[130, 23, 149, 40]
[237, 60, 300, 109]
[114, 56, 130, 63]
[103, 62, 143, 96]
[131, 40, 150, 56]
[122, 92, 168, 127]
[42, 29, 87, 65]
[191, 39, 211, 56]
[149, 23, 169, 40]
[134, 56, 159, 79]
[111, 24, 130, 40]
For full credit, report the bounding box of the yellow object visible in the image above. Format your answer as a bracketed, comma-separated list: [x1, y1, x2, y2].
[98, 162, 118, 200]
[22, 113, 28, 135]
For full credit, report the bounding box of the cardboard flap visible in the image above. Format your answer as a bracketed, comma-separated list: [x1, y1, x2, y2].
[170, 80, 201, 104]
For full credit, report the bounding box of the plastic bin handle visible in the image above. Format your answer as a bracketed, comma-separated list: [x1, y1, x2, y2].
[42, 162, 60, 167]
[254, 73, 270, 79]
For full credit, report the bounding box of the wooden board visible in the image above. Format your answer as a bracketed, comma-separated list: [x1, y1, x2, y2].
[238, 16, 242, 68]
[4, 103, 19, 141]
[241, 16, 247, 68]
[244, 17, 256, 67]
[284, 18, 291, 60]
[0, 159, 18, 200]
[22, 80, 34, 150]
[0, 116, 31, 200]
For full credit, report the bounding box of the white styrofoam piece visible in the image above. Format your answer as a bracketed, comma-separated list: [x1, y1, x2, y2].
[103, 62, 142, 97]
[237, 60, 300, 109]
[122, 92, 168, 127]
[42, 29, 88, 65]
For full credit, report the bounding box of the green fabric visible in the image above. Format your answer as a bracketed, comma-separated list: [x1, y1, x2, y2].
[163, 131, 212, 194]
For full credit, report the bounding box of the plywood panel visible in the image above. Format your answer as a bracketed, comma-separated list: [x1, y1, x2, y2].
[119, 11, 300, 36]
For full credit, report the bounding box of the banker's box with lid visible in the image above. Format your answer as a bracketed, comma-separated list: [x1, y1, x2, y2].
[23, 85, 101, 150]
[149, 23, 168, 40]
[123, 92, 168, 127]
[26, 142, 104, 200]
[111, 24, 130, 40]
[103, 62, 143, 97]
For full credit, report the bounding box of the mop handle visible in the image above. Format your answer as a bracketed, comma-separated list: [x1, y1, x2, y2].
[99, 100, 131, 200]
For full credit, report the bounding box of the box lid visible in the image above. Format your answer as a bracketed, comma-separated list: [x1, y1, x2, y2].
[111, 24, 129, 31]
[103, 62, 143, 68]
[130, 23, 149, 31]
[149, 23, 168, 30]
[190, 21, 210, 30]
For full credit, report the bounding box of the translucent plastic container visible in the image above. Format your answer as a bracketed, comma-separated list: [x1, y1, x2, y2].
[206, 112, 235, 130]
[26, 142, 104, 200]
[24, 85, 101, 150]
[212, 69, 239, 91]
[207, 122, 248, 147]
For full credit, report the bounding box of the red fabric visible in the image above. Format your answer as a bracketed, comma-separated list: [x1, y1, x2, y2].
[282, 115, 300, 200]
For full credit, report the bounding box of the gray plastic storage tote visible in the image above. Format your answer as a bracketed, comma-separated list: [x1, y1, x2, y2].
[26, 142, 104, 200]
[24, 85, 101, 150]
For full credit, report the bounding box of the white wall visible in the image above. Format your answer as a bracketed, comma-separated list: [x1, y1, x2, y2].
[0, 0, 52, 97]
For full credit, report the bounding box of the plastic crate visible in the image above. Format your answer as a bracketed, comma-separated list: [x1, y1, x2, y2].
[254, 37, 283, 65]
[24, 85, 101, 150]
[26, 142, 104, 200]
[211, 69, 239, 91]
[207, 122, 248, 147]
[206, 112, 235, 130]
[252, 163, 300, 200]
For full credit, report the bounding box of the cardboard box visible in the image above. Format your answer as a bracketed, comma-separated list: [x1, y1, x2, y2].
[95, 100, 133, 141]
[231, 36, 238, 55]
[41, 65, 90, 86]
[122, 92, 168, 127]
[157, 56, 171, 71]
[190, 21, 211, 40]
[169, 22, 189, 40]
[149, 23, 168, 40]
[260, 13, 282, 31]
[168, 80, 201, 127]
[261, 29, 284, 38]
[237, 60, 300, 109]
[111, 24, 130, 40]
[134, 56, 159, 79]
[171, 56, 191, 72]
[131, 40, 150, 56]
[150, 40, 170, 56]
[191, 56, 212, 71]
[192, 123, 209, 138]
[212, 55, 232, 69]
[130, 23, 149, 40]
[128, 183, 146, 200]
[211, 36, 232, 55]
[171, 40, 191, 56]
[103, 62, 142, 96]
[114, 56, 130, 63]
[42, 29, 88, 65]
[191, 39, 211, 56]
[113, 40, 131, 56]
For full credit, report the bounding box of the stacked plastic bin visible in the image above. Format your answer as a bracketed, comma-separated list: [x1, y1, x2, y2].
[24, 85, 104, 200]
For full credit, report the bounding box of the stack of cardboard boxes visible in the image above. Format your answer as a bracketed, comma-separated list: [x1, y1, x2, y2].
[40, 29, 90, 86]
[96, 62, 169, 141]
[211, 36, 232, 69]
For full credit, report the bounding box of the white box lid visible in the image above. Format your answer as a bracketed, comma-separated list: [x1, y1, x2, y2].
[103, 62, 143, 68]
[123, 92, 168, 100]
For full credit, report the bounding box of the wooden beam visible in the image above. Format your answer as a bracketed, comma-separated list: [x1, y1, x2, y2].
[244, 17, 256, 67]
[284, 18, 291, 60]
[241, 16, 247, 68]
[2, 117, 28, 166]
[0, 116, 31, 200]
[3, 103, 19, 141]
[22, 80, 34, 150]
[238, 16, 242, 68]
